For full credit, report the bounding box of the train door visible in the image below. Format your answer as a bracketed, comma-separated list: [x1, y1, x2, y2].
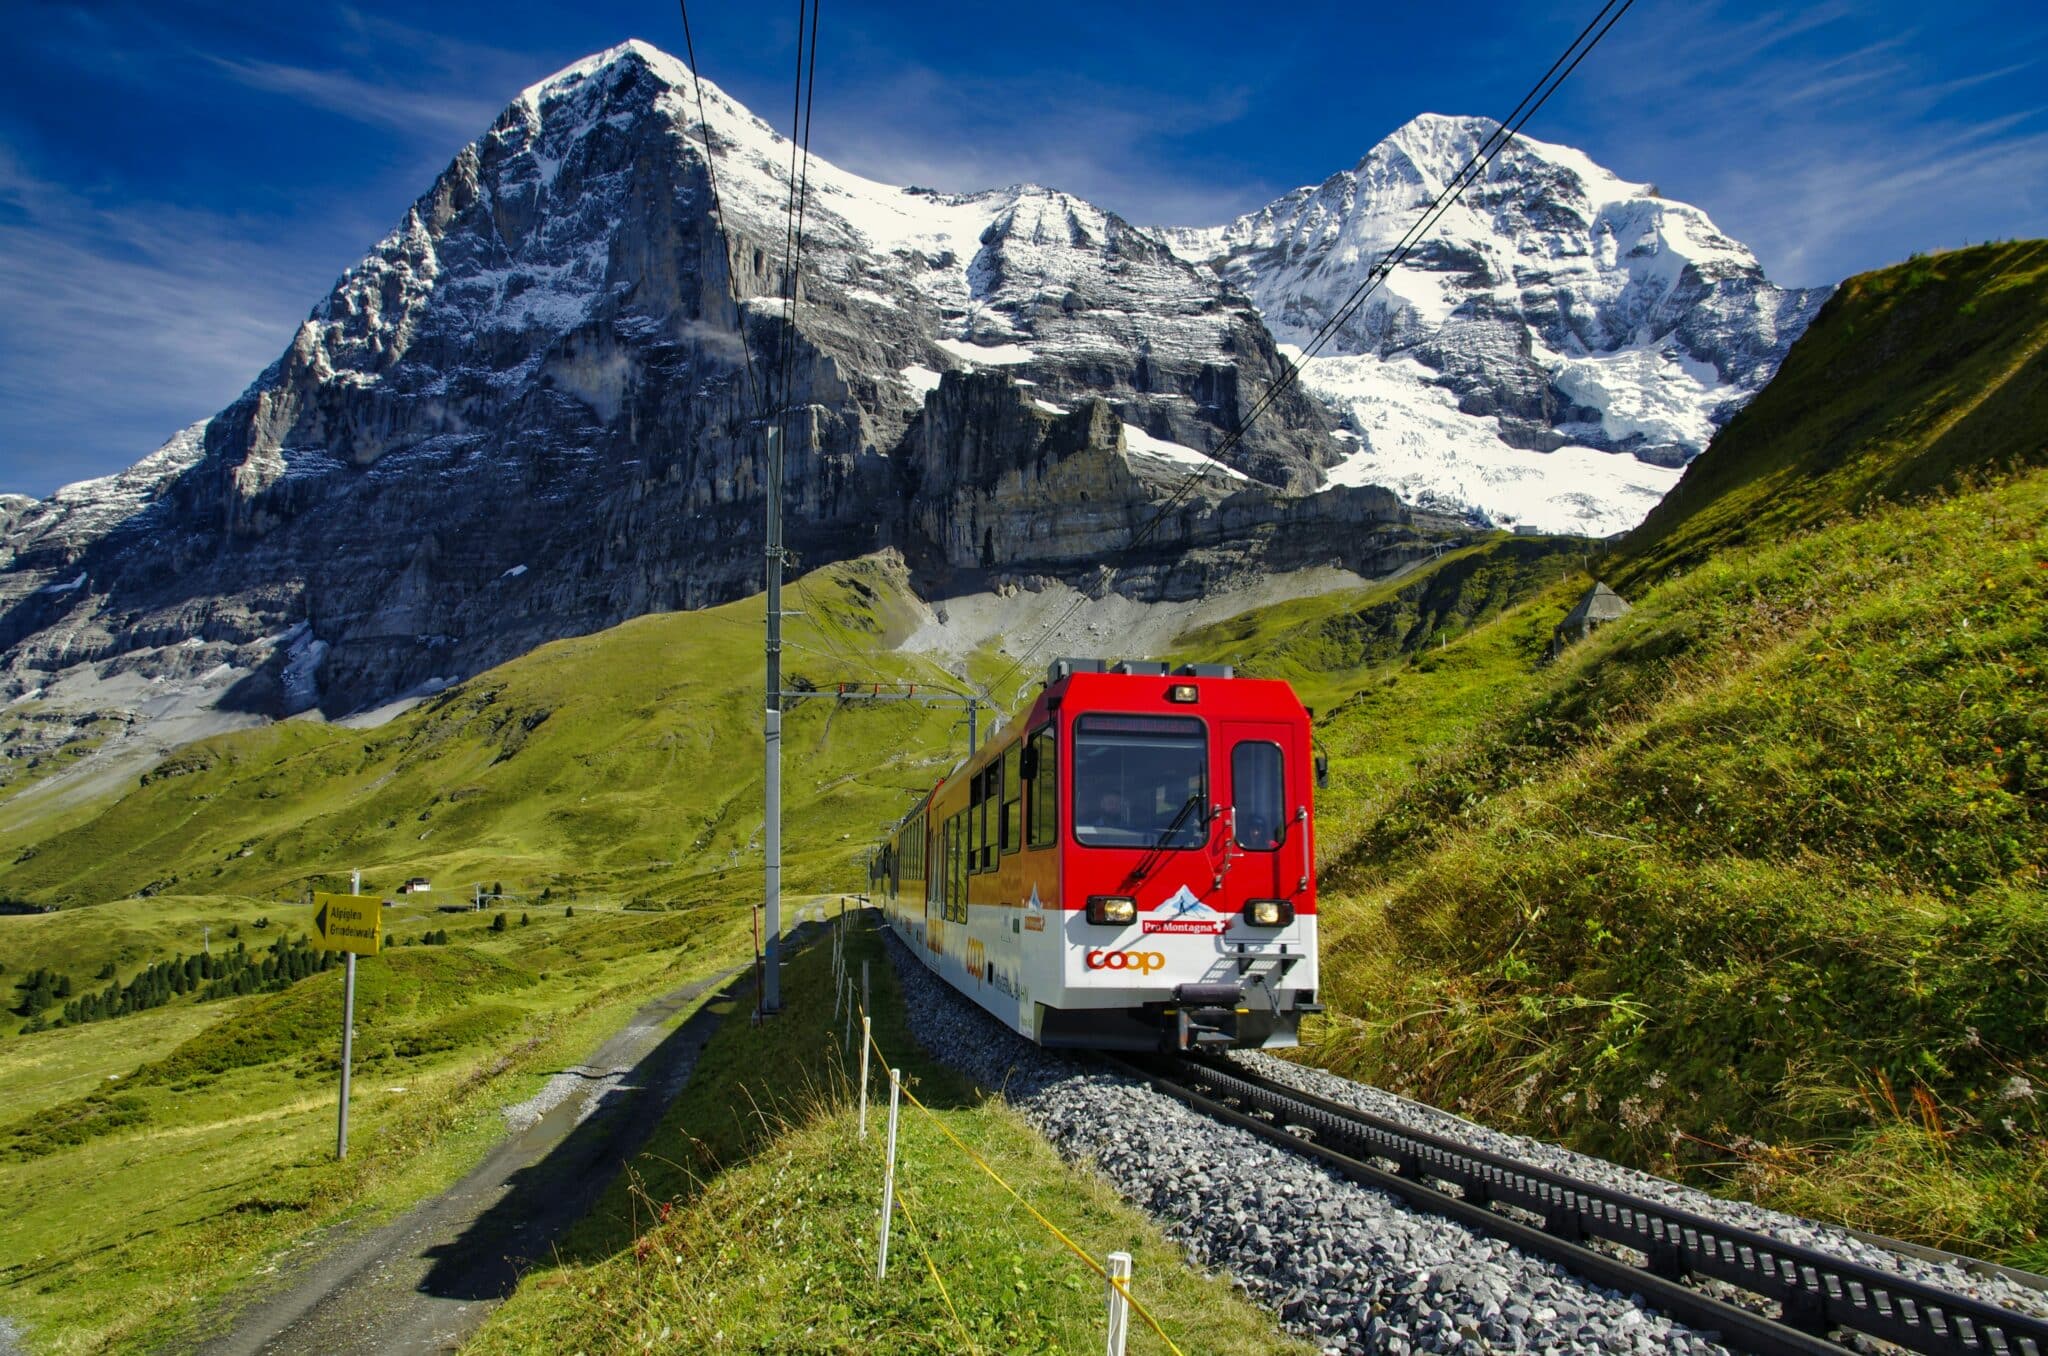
[1225, 726, 1301, 898]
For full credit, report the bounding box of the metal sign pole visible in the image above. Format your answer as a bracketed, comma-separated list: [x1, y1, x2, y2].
[338, 869, 360, 1159]
[763, 422, 783, 1014]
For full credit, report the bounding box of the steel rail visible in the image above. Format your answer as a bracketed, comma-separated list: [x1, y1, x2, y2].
[1111, 1055, 2048, 1356]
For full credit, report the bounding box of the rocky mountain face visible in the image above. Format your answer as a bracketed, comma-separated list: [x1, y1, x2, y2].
[1166, 115, 1829, 532]
[0, 41, 1814, 723]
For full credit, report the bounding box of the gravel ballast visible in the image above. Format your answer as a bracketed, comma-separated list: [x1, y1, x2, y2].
[880, 928, 1735, 1355]
[1235, 1051, 2048, 1323]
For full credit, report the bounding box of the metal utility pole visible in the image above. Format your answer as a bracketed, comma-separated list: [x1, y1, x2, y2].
[338, 867, 360, 1158]
[762, 422, 785, 1013]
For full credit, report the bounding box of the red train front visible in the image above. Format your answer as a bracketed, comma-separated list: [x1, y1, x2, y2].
[874, 658, 1322, 1051]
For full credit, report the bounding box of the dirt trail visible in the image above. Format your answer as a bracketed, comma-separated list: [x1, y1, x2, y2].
[186, 963, 745, 1355]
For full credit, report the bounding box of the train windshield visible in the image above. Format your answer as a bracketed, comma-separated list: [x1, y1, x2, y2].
[1072, 714, 1207, 848]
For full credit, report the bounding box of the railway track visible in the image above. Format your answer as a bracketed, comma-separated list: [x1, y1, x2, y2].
[1110, 1053, 2048, 1356]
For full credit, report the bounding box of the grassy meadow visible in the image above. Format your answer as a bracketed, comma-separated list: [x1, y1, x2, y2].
[0, 901, 745, 1352]
[473, 917, 1311, 1355]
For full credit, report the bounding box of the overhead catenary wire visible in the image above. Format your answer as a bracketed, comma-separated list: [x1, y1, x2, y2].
[981, 0, 1637, 706]
[772, 1, 822, 429]
[675, 0, 764, 422]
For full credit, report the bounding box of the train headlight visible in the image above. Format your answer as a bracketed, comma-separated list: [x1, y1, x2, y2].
[1086, 895, 1137, 926]
[1167, 683, 1199, 703]
[1245, 899, 1294, 927]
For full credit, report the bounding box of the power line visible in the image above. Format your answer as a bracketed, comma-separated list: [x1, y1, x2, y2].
[675, 0, 763, 422]
[982, 0, 1636, 705]
[772, 2, 822, 428]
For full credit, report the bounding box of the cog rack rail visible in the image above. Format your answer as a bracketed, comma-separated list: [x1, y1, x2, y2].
[1113, 1054, 2048, 1356]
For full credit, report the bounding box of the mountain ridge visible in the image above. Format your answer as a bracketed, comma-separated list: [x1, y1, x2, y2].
[0, 40, 1816, 729]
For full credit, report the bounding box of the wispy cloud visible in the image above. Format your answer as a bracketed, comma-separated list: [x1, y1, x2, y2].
[0, 147, 377, 497]
[1542, 0, 2048, 284]
[804, 54, 1277, 228]
[204, 55, 501, 140]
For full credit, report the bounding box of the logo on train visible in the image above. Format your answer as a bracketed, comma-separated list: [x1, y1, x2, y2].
[1085, 949, 1165, 974]
[1142, 884, 1228, 935]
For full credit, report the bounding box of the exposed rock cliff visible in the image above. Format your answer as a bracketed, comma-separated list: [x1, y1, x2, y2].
[0, 44, 1814, 723]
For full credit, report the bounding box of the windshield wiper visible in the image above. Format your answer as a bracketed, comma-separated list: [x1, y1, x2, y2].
[1126, 794, 1204, 886]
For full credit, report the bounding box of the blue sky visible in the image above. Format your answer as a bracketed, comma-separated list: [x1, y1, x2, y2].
[2, 0, 2044, 498]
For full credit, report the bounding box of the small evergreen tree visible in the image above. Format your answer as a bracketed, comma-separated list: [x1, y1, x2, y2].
[491, 912, 508, 932]
[519, 912, 530, 927]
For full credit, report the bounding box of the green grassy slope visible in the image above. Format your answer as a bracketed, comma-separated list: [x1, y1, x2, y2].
[1223, 243, 2048, 1266]
[1617, 240, 2048, 588]
[0, 903, 739, 1353]
[0, 556, 971, 919]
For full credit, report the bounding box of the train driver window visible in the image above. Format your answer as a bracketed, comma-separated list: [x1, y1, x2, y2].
[1232, 741, 1287, 850]
[1027, 726, 1057, 848]
[1072, 714, 1207, 849]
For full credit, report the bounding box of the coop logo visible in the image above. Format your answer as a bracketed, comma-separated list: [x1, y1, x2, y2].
[1085, 949, 1165, 974]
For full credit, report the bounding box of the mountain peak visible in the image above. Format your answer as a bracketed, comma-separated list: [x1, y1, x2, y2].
[517, 38, 690, 107]
[0, 45, 1827, 724]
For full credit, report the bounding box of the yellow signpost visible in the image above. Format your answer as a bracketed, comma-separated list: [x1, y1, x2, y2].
[312, 892, 382, 955]
[317, 881, 382, 1158]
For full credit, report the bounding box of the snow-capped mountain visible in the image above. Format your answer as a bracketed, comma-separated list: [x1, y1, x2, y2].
[1166, 114, 1828, 533]
[0, 41, 1819, 720]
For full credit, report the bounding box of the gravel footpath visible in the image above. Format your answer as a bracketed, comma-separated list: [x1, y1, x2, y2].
[882, 930, 1734, 1355]
[1236, 1052, 2048, 1323]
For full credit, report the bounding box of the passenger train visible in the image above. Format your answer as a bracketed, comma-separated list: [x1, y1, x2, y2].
[871, 658, 1322, 1051]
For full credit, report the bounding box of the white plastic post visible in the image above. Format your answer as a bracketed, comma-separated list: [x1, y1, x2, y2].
[1105, 1251, 1133, 1356]
[858, 1015, 872, 1140]
[877, 1067, 901, 1281]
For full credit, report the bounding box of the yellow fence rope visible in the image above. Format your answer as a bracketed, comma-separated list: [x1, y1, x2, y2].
[889, 1183, 977, 1354]
[860, 1009, 1188, 1356]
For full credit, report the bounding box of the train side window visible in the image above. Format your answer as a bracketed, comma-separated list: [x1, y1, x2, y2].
[1000, 746, 1022, 855]
[979, 765, 999, 871]
[941, 817, 951, 919]
[1232, 741, 1287, 851]
[1026, 726, 1057, 848]
[967, 774, 982, 875]
[952, 814, 967, 919]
